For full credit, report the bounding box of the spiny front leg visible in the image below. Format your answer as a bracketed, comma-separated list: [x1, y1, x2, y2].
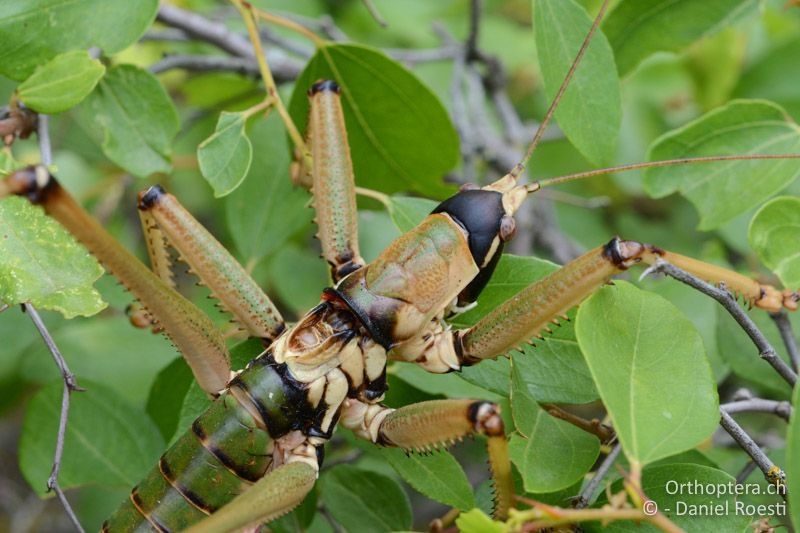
[137, 185, 285, 342]
[407, 237, 798, 370]
[1, 167, 231, 394]
[307, 80, 365, 282]
[340, 398, 514, 519]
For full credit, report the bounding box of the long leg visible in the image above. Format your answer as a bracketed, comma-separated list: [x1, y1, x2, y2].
[183, 460, 317, 533]
[306, 80, 365, 282]
[402, 237, 798, 372]
[137, 185, 285, 342]
[340, 398, 514, 519]
[1, 167, 231, 394]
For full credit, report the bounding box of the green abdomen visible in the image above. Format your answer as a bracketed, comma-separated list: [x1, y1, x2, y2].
[103, 356, 306, 532]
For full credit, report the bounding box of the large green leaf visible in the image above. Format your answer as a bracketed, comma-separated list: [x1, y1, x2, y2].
[455, 509, 506, 533]
[0, 197, 105, 318]
[576, 282, 719, 467]
[17, 50, 105, 114]
[19, 380, 164, 495]
[388, 195, 438, 233]
[508, 398, 600, 493]
[587, 463, 750, 532]
[145, 357, 193, 441]
[0, 0, 157, 80]
[20, 316, 177, 407]
[533, 0, 621, 166]
[319, 464, 412, 533]
[288, 44, 458, 197]
[225, 114, 312, 262]
[749, 196, 800, 289]
[380, 448, 475, 510]
[603, 0, 755, 77]
[79, 65, 179, 177]
[734, 37, 800, 121]
[198, 111, 252, 198]
[643, 100, 800, 230]
[788, 384, 800, 531]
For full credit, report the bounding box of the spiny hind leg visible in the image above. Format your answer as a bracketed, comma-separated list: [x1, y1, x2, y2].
[304, 81, 365, 283]
[340, 398, 514, 519]
[136, 185, 285, 343]
[404, 237, 797, 371]
[1, 167, 231, 394]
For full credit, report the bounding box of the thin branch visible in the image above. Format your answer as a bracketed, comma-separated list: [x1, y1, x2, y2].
[466, 0, 481, 60]
[151, 54, 260, 77]
[770, 311, 799, 372]
[735, 460, 758, 484]
[157, 4, 253, 58]
[141, 28, 191, 42]
[719, 409, 786, 493]
[541, 403, 614, 443]
[644, 260, 797, 387]
[574, 443, 622, 509]
[722, 398, 792, 422]
[361, 0, 388, 28]
[37, 114, 52, 165]
[22, 304, 85, 533]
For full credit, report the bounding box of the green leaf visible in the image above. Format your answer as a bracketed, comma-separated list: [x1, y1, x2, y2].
[749, 196, 800, 288]
[288, 44, 458, 197]
[455, 509, 507, 533]
[17, 50, 105, 113]
[0, 196, 106, 318]
[20, 315, 178, 407]
[511, 335, 598, 404]
[576, 282, 719, 466]
[788, 384, 800, 531]
[199, 111, 253, 197]
[380, 448, 475, 510]
[225, 114, 312, 261]
[643, 100, 800, 230]
[588, 464, 750, 532]
[603, 0, 755, 77]
[19, 380, 164, 495]
[533, 0, 621, 166]
[267, 244, 329, 317]
[79, 65, 179, 178]
[388, 195, 438, 233]
[509, 387, 600, 493]
[0, 0, 158, 80]
[146, 357, 193, 441]
[734, 37, 800, 121]
[320, 464, 412, 533]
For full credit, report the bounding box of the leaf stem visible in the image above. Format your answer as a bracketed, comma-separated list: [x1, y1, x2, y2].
[232, 0, 309, 161]
[250, 6, 326, 47]
[354, 186, 391, 208]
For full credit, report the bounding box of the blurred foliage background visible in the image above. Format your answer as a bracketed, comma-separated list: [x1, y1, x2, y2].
[1, 0, 800, 531]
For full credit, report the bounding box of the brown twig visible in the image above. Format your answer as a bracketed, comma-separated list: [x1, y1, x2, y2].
[541, 403, 615, 443]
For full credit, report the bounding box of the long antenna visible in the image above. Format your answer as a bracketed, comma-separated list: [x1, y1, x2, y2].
[534, 154, 800, 189]
[510, 0, 611, 180]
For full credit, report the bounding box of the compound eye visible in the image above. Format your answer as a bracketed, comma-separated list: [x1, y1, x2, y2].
[499, 215, 516, 242]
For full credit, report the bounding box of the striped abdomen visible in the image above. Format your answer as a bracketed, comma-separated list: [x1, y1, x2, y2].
[103, 357, 311, 532]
